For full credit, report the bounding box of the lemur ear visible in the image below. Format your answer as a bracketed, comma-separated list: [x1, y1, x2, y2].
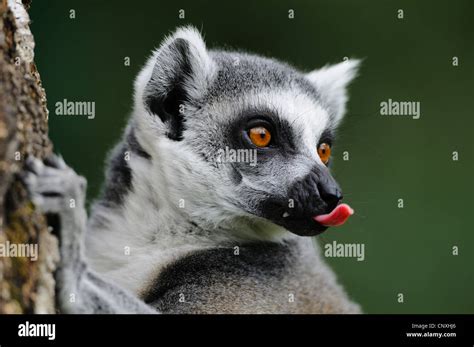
[306, 59, 360, 127]
[141, 26, 216, 140]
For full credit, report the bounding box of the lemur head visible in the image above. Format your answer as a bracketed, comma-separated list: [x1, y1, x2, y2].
[131, 26, 359, 238]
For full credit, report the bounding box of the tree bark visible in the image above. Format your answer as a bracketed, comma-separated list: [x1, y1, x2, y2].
[0, 0, 58, 314]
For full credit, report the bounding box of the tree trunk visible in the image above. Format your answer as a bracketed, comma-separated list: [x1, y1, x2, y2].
[0, 0, 58, 314]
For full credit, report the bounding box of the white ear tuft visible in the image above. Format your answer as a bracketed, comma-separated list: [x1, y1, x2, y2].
[132, 26, 217, 140]
[133, 26, 216, 114]
[159, 26, 216, 98]
[306, 59, 360, 127]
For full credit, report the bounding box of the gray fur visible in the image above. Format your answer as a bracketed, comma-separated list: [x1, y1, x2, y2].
[24, 156, 155, 313]
[25, 26, 361, 314]
[205, 51, 319, 103]
[143, 239, 359, 313]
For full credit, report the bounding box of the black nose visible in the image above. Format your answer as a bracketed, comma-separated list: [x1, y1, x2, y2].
[318, 179, 342, 211]
[256, 166, 344, 236]
[317, 170, 343, 211]
[280, 166, 343, 217]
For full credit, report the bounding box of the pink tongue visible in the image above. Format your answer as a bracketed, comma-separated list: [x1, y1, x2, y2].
[313, 203, 354, 227]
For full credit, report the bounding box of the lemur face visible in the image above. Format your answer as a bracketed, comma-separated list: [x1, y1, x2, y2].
[133, 27, 359, 237]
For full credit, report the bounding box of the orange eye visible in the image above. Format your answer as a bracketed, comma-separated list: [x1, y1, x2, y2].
[249, 126, 271, 147]
[317, 143, 331, 165]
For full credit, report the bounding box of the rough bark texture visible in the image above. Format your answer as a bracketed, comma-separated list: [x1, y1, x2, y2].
[0, 0, 58, 314]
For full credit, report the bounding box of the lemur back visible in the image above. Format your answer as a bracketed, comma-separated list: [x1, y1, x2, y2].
[143, 239, 359, 313]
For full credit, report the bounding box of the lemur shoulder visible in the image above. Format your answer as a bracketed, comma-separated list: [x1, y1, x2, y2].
[25, 26, 361, 314]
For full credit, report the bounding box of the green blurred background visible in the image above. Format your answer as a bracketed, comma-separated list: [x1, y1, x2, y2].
[29, 0, 473, 313]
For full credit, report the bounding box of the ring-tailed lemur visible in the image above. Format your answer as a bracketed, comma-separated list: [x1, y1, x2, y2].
[24, 26, 361, 314]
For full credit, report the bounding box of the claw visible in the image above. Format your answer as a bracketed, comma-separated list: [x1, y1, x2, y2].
[24, 156, 43, 174]
[44, 153, 67, 169]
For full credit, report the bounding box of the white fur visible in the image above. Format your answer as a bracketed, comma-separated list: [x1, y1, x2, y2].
[306, 59, 360, 126]
[86, 28, 358, 296]
[133, 26, 217, 146]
